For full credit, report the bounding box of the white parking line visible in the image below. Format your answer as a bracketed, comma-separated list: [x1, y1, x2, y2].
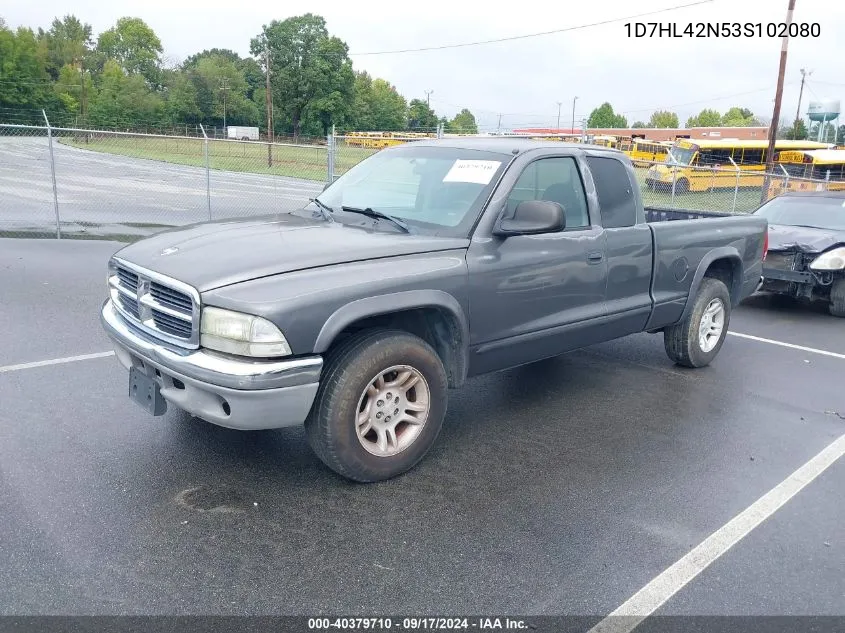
[728, 331, 845, 361]
[0, 351, 114, 374]
[587, 432, 845, 633]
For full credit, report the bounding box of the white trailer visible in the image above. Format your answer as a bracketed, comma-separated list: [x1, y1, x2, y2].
[227, 126, 259, 141]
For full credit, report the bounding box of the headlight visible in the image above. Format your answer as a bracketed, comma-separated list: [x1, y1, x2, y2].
[810, 247, 845, 271]
[200, 306, 292, 357]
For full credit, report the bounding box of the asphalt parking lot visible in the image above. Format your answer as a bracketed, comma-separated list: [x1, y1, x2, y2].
[1, 238, 843, 625]
[0, 137, 323, 235]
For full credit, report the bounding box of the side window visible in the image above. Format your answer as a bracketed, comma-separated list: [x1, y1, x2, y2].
[586, 156, 638, 229]
[505, 157, 590, 230]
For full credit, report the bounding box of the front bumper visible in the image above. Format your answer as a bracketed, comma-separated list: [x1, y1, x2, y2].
[100, 299, 322, 430]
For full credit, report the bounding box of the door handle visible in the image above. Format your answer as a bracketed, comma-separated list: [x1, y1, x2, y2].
[587, 251, 604, 264]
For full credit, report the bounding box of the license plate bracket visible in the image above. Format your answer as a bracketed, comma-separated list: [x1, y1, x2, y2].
[129, 366, 168, 416]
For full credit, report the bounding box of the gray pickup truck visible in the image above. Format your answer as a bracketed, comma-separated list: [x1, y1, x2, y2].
[100, 138, 767, 482]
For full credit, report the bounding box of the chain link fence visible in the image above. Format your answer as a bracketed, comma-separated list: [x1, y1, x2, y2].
[1, 117, 325, 240]
[4, 117, 842, 241]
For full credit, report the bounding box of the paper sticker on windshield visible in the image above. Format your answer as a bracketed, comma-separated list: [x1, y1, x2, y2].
[442, 160, 501, 185]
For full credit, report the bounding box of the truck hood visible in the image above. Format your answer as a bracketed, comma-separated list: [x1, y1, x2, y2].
[113, 213, 470, 292]
[768, 223, 845, 253]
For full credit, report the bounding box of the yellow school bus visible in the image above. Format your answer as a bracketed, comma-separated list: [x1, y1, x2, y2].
[765, 149, 845, 200]
[344, 131, 435, 149]
[590, 135, 618, 148]
[644, 138, 833, 193]
[618, 139, 671, 166]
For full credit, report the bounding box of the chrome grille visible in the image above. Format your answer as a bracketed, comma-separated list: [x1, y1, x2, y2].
[108, 258, 200, 348]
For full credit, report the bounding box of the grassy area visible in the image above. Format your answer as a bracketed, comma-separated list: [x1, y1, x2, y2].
[60, 135, 378, 181]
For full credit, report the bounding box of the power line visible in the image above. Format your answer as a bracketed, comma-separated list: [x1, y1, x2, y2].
[349, 0, 714, 56]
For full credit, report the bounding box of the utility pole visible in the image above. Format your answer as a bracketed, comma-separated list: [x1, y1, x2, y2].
[556, 102, 563, 130]
[265, 41, 273, 167]
[571, 96, 578, 135]
[762, 0, 796, 204]
[793, 67, 811, 138]
[497, 113, 502, 135]
[77, 53, 88, 140]
[219, 77, 231, 133]
[424, 89, 433, 107]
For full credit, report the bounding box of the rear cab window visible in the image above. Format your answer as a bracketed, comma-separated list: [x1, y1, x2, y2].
[586, 156, 638, 229]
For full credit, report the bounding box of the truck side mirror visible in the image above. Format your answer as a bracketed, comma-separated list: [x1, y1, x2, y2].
[493, 200, 566, 236]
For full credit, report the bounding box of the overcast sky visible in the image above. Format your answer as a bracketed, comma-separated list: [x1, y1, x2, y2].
[5, 0, 845, 131]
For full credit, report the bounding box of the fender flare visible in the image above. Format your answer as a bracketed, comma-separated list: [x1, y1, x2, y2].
[313, 290, 470, 383]
[679, 247, 744, 322]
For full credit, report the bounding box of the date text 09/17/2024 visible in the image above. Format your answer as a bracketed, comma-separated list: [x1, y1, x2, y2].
[625, 22, 820, 38]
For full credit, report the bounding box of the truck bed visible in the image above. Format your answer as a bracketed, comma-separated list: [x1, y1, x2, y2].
[643, 206, 767, 331]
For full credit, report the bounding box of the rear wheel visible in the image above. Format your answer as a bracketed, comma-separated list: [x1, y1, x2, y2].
[305, 329, 448, 483]
[830, 279, 845, 317]
[664, 277, 731, 368]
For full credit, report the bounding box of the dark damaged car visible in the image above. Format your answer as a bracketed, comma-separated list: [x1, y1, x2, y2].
[754, 191, 845, 316]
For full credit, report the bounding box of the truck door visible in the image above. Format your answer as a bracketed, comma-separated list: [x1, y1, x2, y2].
[585, 155, 654, 335]
[465, 155, 609, 376]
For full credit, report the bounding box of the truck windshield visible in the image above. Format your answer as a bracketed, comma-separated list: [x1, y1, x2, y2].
[313, 144, 511, 236]
[755, 195, 845, 231]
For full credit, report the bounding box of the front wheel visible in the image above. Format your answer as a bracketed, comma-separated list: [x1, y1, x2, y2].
[664, 277, 731, 368]
[305, 329, 448, 483]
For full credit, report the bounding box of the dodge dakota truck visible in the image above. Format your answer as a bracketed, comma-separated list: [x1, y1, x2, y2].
[100, 138, 768, 482]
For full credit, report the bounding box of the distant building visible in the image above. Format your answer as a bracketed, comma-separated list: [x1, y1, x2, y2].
[510, 126, 770, 141]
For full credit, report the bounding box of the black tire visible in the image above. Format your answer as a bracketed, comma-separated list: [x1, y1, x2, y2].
[830, 279, 845, 318]
[664, 277, 732, 368]
[305, 329, 448, 483]
[674, 178, 690, 195]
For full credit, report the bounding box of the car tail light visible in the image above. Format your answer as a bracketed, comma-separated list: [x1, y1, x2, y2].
[762, 231, 768, 261]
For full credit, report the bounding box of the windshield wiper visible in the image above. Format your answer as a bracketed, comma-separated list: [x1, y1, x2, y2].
[340, 206, 410, 233]
[309, 197, 335, 222]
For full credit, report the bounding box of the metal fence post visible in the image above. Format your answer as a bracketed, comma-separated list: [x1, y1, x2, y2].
[42, 110, 61, 239]
[728, 157, 740, 213]
[199, 123, 211, 220]
[670, 166, 677, 208]
[327, 126, 336, 185]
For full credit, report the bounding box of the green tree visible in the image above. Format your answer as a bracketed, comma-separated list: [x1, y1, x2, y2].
[783, 119, 808, 140]
[721, 106, 756, 126]
[53, 62, 93, 119]
[350, 71, 407, 130]
[38, 15, 93, 81]
[631, 121, 647, 128]
[250, 13, 354, 138]
[407, 98, 438, 130]
[447, 108, 478, 133]
[190, 53, 261, 127]
[0, 25, 57, 121]
[183, 48, 264, 101]
[88, 58, 163, 127]
[161, 68, 202, 124]
[648, 110, 679, 128]
[686, 108, 722, 127]
[837, 124, 845, 145]
[97, 17, 163, 86]
[587, 102, 627, 128]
